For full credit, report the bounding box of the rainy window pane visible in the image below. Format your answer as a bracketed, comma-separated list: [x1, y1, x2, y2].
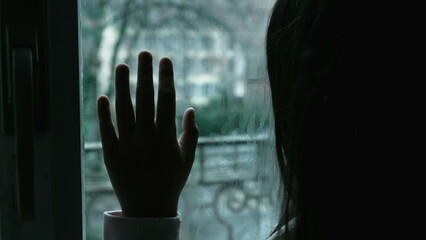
[81, 0, 279, 239]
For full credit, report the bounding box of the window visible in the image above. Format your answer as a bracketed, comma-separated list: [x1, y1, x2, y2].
[81, 0, 278, 240]
[1, 0, 279, 239]
[202, 84, 210, 96]
[201, 35, 214, 49]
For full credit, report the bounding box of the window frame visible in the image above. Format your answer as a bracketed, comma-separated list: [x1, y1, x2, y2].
[0, 0, 83, 239]
[47, 0, 83, 239]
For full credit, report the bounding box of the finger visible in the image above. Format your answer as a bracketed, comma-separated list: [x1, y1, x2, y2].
[136, 51, 155, 133]
[179, 108, 199, 172]
[156, 57, 176, 136]
[115, 64, 135, 140]
[97, 96, 119, 164]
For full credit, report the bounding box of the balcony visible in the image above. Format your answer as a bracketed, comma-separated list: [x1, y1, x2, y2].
[84, 133, 279, 240]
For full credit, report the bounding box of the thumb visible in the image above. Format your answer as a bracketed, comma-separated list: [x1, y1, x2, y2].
[179, 107, 199, 168]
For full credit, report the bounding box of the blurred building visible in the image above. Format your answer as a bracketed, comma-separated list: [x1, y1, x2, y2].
[95, 0, 274, 108]
[98, 27, 245, 106]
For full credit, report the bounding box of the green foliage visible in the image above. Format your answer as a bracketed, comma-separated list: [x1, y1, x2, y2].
[177, 96, 269, 137]
[197, 98, 237, 136]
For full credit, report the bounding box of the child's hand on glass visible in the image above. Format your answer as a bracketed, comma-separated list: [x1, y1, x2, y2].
[97, 51, 199, 217]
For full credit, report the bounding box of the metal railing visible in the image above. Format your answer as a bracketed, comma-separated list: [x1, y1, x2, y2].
[84, 133, 278, 240]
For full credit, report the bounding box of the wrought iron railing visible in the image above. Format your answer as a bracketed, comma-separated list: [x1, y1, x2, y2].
[84, 133, 278, 240]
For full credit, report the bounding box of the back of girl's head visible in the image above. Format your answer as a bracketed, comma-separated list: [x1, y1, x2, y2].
[266, 0, 381, 239]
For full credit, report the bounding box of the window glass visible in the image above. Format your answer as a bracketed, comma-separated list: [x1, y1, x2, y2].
[81, 0, 279, 239]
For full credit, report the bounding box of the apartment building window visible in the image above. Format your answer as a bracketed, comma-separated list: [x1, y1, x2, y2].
[201, 35, 214, 49]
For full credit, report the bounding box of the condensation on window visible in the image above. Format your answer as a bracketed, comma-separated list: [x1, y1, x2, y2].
[81, 0, 279, 239]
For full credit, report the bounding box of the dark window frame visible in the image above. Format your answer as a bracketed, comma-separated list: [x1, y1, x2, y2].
[0, 0, 83, 239]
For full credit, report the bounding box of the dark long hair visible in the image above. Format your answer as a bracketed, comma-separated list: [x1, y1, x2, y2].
[265, 0, 417, 238]
[266, 0, 357, 239]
